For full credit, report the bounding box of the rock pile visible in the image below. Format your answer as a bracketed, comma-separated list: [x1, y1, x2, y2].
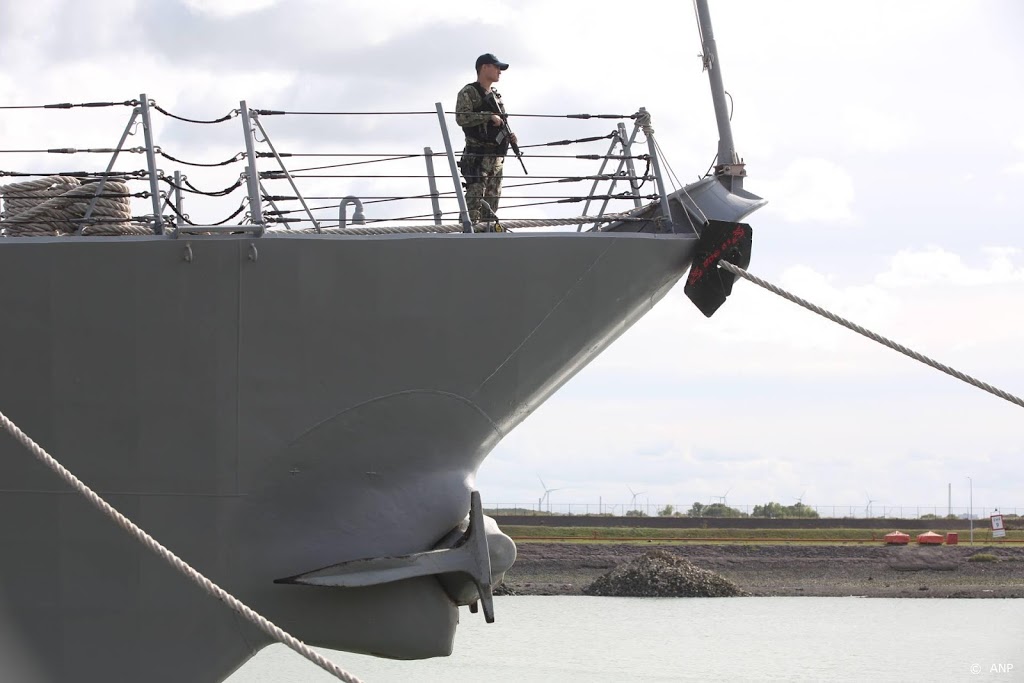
[583, 549, 745, 597]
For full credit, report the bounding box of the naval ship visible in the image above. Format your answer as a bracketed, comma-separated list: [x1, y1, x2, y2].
[0, 2, 764, 681]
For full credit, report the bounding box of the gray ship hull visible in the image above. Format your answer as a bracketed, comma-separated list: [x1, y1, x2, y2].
[0, 229, 697, 681]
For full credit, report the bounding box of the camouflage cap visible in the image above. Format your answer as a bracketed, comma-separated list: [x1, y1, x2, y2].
[475, 53, 509, 71]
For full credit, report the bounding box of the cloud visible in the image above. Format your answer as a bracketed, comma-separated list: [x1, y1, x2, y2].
[480, 373, 1024, 510]
[836, 106, 916, 153]
[756, 158, 855, 224]
[877, 246, 1024, 287]
[0, 2, 59, 65]
[577, 242, 1024, 397]
[182, 0, 280, 18]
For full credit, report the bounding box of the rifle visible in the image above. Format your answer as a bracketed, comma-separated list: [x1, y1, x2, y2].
[489, 93, 527, 175]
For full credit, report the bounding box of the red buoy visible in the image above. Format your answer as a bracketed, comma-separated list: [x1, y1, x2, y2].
[885, 531, 910, 545]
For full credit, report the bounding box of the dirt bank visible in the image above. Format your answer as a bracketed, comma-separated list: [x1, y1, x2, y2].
[502, 543, 1024, 598]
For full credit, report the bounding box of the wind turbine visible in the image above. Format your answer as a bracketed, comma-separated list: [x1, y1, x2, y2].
[628, 486, 646, 512]
[792, 491, 806, 506]
[865, 492, 876, 518]
[538, 476, 563, 513]
[711, 487, 732, 506]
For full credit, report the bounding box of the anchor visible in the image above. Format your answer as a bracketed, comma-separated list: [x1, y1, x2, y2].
[275, 491, 515, 623]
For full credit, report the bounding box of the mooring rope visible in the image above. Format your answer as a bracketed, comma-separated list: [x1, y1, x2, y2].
[0, 176, 148, 236]
[0, 408, 364, 683]
[719, 260, 1024, 410]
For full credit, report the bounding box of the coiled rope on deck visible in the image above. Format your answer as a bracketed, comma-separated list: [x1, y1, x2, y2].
[0, 176, 150, 236]
[0, 408, 364, 683]
[719, 260, 1024, 410]
[0, 175, 80, 219]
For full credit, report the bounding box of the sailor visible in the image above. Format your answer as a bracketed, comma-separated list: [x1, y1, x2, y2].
[455, 53, 517, 230]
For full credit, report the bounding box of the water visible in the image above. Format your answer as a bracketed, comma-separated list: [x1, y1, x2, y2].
[227, 597, 1023, 682]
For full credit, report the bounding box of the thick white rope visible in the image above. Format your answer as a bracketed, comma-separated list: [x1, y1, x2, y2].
[719, 260, 1024, 410]
[0, 409, 364, 683]
[0, 176, 149, 236]
[271, 210, 647, 235]
[0, 176, 81, 215]
[0, 180, 647, 236]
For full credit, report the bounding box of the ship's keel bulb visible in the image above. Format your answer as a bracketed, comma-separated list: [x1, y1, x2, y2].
[275, 490, 515, 623]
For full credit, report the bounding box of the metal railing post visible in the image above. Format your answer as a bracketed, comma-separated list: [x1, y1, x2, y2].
[583, 123, 647, 230]
[80, 107, 141, 233]
[423, 146, 442, 226]
[638, 107, 675, 233]
[577, 131, 624, 231]
[173, 171, 184, 229]
[138, 94, 165, 234]
[252, 114, 319, 232]
[619, 122, 644, 209]
[435, 102, 472, 232]
[238, 101, 264, 234]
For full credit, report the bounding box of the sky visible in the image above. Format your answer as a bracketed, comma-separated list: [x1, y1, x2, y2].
[1, 0, 1022, 518]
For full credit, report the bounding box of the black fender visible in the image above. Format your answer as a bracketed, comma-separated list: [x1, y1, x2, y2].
[684, 220, 753, 317]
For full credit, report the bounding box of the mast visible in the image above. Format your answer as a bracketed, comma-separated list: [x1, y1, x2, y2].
[695, 0, 745, 191]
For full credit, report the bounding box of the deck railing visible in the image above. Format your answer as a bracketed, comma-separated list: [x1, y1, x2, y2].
[0, 94, 682, 237]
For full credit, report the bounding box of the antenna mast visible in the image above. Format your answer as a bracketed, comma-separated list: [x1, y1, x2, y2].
[695, 0, 746, 191]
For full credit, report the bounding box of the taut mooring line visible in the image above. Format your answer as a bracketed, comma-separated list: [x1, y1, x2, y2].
[719, 260, 1024, 410]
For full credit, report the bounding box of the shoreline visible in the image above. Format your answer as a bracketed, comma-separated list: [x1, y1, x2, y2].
[501, 543, 1024, 598]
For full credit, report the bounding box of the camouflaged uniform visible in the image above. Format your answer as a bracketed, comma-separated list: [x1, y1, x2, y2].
[455, 82, 509, 227]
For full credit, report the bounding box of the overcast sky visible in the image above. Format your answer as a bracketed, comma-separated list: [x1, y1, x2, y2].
[2, 0, 1021, 517]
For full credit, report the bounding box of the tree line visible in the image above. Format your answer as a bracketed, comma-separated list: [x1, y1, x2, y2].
[649, 501, 821, 519]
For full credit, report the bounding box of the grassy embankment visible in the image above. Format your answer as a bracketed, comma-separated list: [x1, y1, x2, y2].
[506, 525, 1024, 545]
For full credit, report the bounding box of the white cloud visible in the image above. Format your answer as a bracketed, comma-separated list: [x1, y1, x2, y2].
[836, 105, 916, 153]
[583, 243, 1024, 391]
[181, 0, 280, 18]
[679, 264, 899, 358]
[877, 246, 1024, 287]
[239, 0, 515, 47]
[481, 372, 1024, 510]
[756, 158, 855, 224]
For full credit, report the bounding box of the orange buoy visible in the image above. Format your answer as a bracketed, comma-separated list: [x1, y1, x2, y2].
[917, 531, 944, 545]
[885, 531, 910, 545]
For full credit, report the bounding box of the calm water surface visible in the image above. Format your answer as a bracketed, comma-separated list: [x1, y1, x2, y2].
[227, 597, 1023, 682]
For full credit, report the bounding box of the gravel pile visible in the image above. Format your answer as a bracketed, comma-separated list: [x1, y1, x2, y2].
[583, 549, 746, 597]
